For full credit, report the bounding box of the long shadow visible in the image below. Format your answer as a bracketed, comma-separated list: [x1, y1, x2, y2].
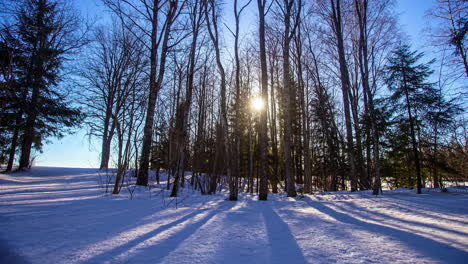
[304, 197, 468, 263]
[83, 201, 236, 264]
[262, 203, 308, 264]
[386, 193, 468, 215]
[0, 178, 100, 187]
[0, 239, 30, 264]
[374, 198, 468, 226]
[1, 167, 98, 176]
[333, 202, 468, 238]
[0, 185, 102, 196]
[1, 199, 184, 262]
[0, 169, 100, 184]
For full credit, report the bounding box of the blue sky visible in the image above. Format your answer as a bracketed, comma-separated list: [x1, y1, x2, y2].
[35, 0, 438, 168]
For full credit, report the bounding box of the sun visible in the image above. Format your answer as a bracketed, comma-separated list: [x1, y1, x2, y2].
[251, 97, 265, 112]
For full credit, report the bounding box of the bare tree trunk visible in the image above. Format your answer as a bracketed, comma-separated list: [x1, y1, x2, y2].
[6, 114, 21, 172]
[19, 84, 40, 170]
[269, 48, 280, 193]
[99, 90, 116, 169]
[113, 119, 124, 194]
[281, 0, 301, 197]
[257, 0, 269, 200]
[404, 87, 423, 194]
[349, 84, 368, 189]
[330, 0, 358, 191]
[205, 0, 233, 200]
[100, 114, 117, 169]
[248, 112, 254, 193]
[294, 23, 312, 194]
[138, 0, 180, 186]
[433, 124, 440, 188]
[354, 0, 382, 194]
[171, 0, 203, 197]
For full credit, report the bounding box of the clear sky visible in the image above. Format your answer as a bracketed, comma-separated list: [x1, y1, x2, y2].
[35, 0, 439, 168]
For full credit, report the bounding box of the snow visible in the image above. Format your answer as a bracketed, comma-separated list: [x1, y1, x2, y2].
[1, 167, 467, 264]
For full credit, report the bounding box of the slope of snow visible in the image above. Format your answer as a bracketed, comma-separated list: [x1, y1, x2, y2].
[0, 167, 467, 264]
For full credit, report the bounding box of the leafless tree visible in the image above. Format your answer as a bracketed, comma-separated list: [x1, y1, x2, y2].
[428, 0, 468, 78]
[256, 0, 272, 200]
[104, 0, 186, 186]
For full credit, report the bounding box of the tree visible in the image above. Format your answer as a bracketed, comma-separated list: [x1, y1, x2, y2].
[12, 0, 85, 170]
[257, 0, 268, 200]
[328, 0, 359, 191]
[105, 0, 185, 186]
[278, 0, 301, 198]
[0, 27, 24, 171]
[138, 0, 184, 186]
[79, 23, 147, 170]
[170, 0, 204, 197]
[354, 0, 382, 194]
[204, 0, 232, 198]
[423, 58, 462, 188]
[385, 44, 437, 194]
[428, 0, 468, 78]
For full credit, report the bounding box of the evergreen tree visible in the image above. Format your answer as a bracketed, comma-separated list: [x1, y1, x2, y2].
[10, 0, 84, 170]
[423, 86, 462, 188]
[385, 44, 438, 194]
[0, 28, 25, 171]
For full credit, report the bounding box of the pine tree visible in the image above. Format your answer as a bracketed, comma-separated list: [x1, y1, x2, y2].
[0, 28, 25, 171]
[424, 82, 462, 188]
[385, 44, 438, 194]
[13, 0, 83, 170]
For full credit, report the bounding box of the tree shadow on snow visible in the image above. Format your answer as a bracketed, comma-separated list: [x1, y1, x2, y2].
[262, 203, 308, 264]
[384, 193, 468, 216]
[371, 197, 468, 226]
[0, 239, 30, 264]
[333, 202, 468, 239]
[82, 201, 236, 264]
[304, 197, 468, 263]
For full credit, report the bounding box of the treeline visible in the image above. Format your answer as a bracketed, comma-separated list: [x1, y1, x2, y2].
[0, 0, 466, 199]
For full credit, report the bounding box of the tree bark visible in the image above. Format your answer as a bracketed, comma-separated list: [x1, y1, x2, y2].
[205, 0, 233, 199]
[281, 0, 301, 197]
[330, 0, 358, 191]
[171, 0, 202, 197]
[6, 114, 21, 172]
[354, 0, 382, 194]
[404, 86, 423, 194]
[295, 24, 312, 194]
[138, 0, 179, 186]
[19, 83, 40, 170]
[258, 0, 269, 200]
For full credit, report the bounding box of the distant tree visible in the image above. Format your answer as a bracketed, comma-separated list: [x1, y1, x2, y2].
[385, 44, 438, 194]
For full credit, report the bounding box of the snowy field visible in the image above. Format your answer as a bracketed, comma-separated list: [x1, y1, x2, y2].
[0, 167, 467, 264]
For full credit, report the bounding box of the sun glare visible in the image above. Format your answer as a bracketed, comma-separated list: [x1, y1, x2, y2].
[251, 97, 265, 112]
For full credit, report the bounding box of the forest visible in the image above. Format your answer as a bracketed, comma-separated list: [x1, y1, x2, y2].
[0, 0, 467, 200]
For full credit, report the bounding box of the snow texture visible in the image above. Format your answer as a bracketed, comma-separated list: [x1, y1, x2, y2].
[1, 167, 467, 264]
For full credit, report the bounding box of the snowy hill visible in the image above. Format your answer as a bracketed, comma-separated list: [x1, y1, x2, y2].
[1, 167, 467, 263]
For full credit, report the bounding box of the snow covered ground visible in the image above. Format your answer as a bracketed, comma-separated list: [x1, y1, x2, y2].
[1, 167, 467, 264]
